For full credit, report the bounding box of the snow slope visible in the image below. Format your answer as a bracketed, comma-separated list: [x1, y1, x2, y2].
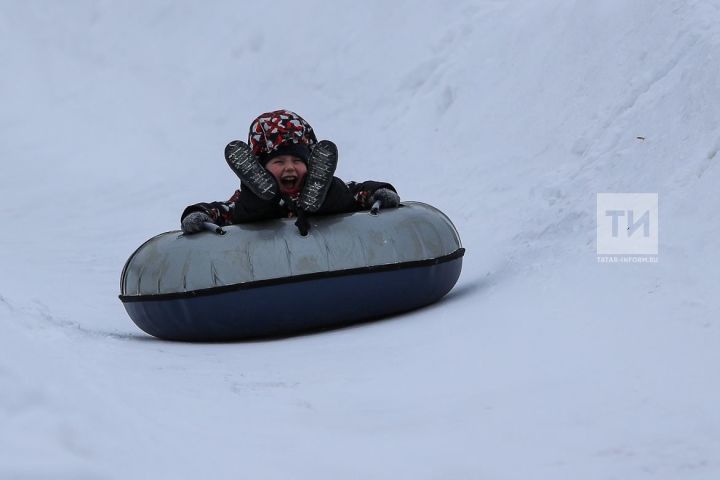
[1, 0, 719, 478]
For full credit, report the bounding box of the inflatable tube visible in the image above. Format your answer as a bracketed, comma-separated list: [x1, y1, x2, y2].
[119, 202, 464, 341]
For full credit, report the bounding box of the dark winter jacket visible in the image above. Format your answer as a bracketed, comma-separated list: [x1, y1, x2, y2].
[181, 177, 396, 227]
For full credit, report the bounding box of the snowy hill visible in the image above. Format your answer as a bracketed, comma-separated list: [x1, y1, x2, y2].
[1, 1, 719, 478]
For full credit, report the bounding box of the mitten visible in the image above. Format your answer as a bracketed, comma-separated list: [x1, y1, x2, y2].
[370, 188, 400, 210]
[181, 212, 212, 234]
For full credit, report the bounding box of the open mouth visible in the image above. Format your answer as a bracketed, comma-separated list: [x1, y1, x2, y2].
[280, 175, 298, 189]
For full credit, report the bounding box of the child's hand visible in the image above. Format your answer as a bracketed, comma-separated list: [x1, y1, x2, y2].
[181, 212, 212, 234]
[370, 188, 400, 210]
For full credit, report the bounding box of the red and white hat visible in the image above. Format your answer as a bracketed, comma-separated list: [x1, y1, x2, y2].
[248, 109, 318, 165]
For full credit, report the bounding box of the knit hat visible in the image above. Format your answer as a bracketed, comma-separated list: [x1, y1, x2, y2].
[248, 110, 318, 165]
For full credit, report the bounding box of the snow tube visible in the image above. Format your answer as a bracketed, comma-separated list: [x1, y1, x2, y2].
[119, 202, 464, 341]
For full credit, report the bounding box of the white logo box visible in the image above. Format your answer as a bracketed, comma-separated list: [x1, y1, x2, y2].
[597, 193, 658, 255]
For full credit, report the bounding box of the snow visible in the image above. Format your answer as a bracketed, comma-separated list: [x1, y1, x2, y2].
[1, 0, 719, 478]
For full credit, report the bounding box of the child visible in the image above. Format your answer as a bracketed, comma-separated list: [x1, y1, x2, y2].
[181, 109, 400, 235]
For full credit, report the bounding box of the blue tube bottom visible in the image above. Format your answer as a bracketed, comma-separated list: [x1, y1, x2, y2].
[122, 257, 462, 341]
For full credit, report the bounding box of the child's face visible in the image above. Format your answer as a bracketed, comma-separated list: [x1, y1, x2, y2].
[265, 155, 307, 193]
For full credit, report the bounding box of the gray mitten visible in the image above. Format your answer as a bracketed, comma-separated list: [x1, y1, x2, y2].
[181, 212, 212, 234]
[370, 188, 400, 210]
